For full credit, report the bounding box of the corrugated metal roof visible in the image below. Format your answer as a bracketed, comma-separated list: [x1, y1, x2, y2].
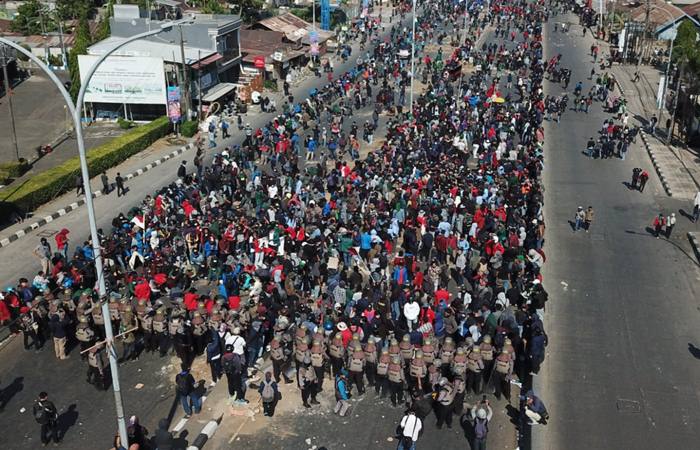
[256, 12, 334, 43]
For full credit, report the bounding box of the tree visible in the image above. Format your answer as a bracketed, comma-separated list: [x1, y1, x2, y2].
[672, 20, 700, 73]
[68, 13, 91, 101]
[10, 0, 54, 36]
[202, 0, 226, 14]
[95, 1, 114, 42]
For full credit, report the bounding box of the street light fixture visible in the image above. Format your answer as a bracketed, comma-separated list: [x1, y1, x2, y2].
[0, 16, 193, 448]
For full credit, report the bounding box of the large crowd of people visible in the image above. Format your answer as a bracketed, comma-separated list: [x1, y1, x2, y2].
[0, 0, 583, 449]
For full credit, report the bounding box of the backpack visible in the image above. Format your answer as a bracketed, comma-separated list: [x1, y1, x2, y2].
[176, 373, 191, 395]
[475, 417, 489, 439]
[261, 381, 275, 402]
[222, 352, 241, 374]
[33, 401, 52, 425]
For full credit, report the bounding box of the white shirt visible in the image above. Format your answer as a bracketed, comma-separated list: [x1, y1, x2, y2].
[403, 301, 420, 321]
[400, 413, 422, 441]
[225, 335, 246, 356]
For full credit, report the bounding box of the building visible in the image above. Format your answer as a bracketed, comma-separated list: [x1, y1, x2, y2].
[628, 0, 700, 39]
[252, 12, 334, 56]
[239, 28, 307, 81]
[82, 4, 242, 121]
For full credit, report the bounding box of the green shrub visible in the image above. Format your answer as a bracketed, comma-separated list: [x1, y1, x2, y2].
[117, 117, 134, 129]
[0, 116, 171, 212]
[0, 159, 30, 179]
[180, 120, 199, 138]
[263, 79, 278, 92]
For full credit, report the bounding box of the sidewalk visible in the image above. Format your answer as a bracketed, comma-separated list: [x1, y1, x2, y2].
[610, 62, 700, 199]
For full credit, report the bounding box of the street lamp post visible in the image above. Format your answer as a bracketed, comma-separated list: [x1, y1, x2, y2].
[409, 0, 416, 116]
[0, 17, 191, 448]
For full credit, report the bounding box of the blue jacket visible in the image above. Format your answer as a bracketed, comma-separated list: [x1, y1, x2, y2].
[335, 376, 349, 401]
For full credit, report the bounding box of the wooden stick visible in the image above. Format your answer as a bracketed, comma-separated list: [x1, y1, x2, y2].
[80, 326, 139, 354]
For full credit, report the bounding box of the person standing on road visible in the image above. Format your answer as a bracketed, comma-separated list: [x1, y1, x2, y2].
[48, 313, 70, 360]
[75, 174, 84, 196]
[396, 407, 422, 450]
[574, 206, 585, 231]
[631, 167, 641, 189]
[693, 191, 700, 222]
[175, 364, 201, 418]
[665, 213, 676, 238]
[33, 238, 52, 274]
[115, 172, 126, 197]
[258, 371, 279, 417]
[649, 114, 658, 134]
[33, 391, 59, 446]
[469, 398, 493, 450]
[638, 170, 649, 192]
[101, 172, 110, 194]
[334, 369, 350, 417]
[584, 206, 595, 232]
[653, 213, 666, 238]
[177, 161, 187, 179]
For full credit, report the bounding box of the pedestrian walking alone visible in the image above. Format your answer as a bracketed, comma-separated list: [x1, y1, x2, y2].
[75, 174, 84, 196]
[115, 172, 126, 197]
[693, 191, 700, 222]
[33, 391, 59, 446]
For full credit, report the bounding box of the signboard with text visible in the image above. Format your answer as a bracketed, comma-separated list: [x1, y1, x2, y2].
[78, 55, 167, 105]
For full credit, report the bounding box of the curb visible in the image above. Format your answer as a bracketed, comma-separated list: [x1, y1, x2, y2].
[689, 232, 700, 262]
[639, 131, 674, 197]
[187, 416, 223, 450]
[0, 142, 195, 249]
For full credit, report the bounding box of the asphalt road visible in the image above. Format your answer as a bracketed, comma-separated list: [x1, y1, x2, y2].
[535, 12, 700, 450]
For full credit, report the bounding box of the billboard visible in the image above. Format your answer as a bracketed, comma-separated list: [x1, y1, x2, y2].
[78, 55, 167, 105]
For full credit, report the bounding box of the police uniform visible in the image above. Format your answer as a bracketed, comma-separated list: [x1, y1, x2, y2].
[408, 350, 427, 390]
[387, 356, 405, 406]
[328, 333, 346, 376]
[310, 340, 326, 389]
[347, 338, 366, 395]
[466, 346, 485, 394]
[363, 338, 378, 388]
[493, 349, 514, 402]
[375, 348, 391, 397]
[480, 335, 495, 384]
[152, 307, 168, 357]
[435, 378, 456, 429]
[86, 345, 108, 389]
[75, 316, 96, 356]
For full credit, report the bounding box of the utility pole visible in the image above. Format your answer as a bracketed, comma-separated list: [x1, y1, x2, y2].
[635, 0, 650, 71]
[197, 49, 202, 120]
[178, 25, 190, 120]
[409, 0, 416, 116]
[667, 61, 683, 143]
[1, 46, 21, 161]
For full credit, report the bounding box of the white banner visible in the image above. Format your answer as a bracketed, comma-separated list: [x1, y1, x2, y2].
[656, 75, 666, 110]
[78, 55, 167, 105]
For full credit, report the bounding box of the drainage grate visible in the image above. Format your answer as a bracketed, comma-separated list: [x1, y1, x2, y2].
[37, 229, 58, 238]
[616, 399, 642, 413]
